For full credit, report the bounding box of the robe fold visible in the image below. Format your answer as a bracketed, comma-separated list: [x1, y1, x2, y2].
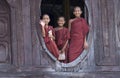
[68, 18, 89, 62]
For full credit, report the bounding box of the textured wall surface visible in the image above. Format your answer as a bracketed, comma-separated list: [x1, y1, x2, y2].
[0, 0, 120, 78]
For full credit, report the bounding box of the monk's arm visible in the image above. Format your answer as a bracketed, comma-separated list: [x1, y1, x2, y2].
[68, 20, 72, 32]
[84, 36, 87, 43]
[84, 36, 88, 49]
[41, 25, 46, 37]
[52, 35, 55, 40]
[62, 40, 69, 52]
[52, 28, 56, 40]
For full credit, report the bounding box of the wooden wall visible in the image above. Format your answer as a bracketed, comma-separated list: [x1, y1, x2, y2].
[0, 0, 120, 78]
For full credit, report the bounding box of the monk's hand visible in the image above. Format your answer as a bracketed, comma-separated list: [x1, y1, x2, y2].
[61, 49, 65, 53]
[48, 34, 53, 38]
[48, 30, 54, 38]
[84, 42, 89, 49]
[59, 50, 62, 53]
[39, 20, 45, 27]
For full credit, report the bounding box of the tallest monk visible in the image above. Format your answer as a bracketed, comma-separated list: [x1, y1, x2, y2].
[68, 6, 89, 62]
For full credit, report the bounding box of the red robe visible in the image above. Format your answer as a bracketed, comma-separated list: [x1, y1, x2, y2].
[44, 26, 59, 58]
[55, 27, 70, 62]
[68, 18, 89, 62]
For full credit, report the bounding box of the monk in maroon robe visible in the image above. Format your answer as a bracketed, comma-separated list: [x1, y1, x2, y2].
[40, 14, 59, 59]
[55, 17, 70, 63]
[68, 6, 89, 62]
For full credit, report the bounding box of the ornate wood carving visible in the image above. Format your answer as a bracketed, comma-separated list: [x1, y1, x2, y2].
[0, 0, 11, 65]
[0, 20, 7, 37]
[0, 43, 8, 62]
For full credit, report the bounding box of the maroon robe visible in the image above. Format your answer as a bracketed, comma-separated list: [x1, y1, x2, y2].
[44, 26, 59, 58]
[68, 18, 89, 62]
[55, 27, 70, 62]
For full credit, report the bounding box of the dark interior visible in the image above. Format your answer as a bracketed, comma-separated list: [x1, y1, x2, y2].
[41, 0, 85, 27]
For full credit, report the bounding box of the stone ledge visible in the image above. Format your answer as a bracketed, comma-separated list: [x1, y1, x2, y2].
[0, 71, 119, 78]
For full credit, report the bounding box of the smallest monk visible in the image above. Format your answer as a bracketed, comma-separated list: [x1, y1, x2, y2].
[55, 16, 70, 63]
[40, 14, 59, 59]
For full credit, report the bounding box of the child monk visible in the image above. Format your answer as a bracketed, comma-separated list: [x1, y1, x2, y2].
[68, 6, 89, 62]
[54, 16, 70, 63]
[40, 14, 59, 59]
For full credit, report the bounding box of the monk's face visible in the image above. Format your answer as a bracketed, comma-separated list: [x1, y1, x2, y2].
[73, 7, 82, 17]
[42, 14, 50, 25]
[58, 17, 65, 27]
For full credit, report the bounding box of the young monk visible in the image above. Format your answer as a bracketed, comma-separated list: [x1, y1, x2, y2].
[68, 6, 89, 62]
[40, 14, 59, 59]
[55, 16, 70, 63]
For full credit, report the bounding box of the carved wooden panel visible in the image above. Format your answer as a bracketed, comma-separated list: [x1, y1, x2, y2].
[0, 15, 9, 38]
[0, 42, 9, 63]
[0, 20, 7, 37]
[0, 0, 11, 65]
[94, 0, 117, 66]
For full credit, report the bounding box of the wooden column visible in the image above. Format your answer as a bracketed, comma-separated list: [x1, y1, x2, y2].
[63, 0, 70, 26]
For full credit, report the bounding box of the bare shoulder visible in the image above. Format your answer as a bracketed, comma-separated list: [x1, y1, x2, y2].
[69, 19, 74, 23]
[69, 19, 76, 24]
